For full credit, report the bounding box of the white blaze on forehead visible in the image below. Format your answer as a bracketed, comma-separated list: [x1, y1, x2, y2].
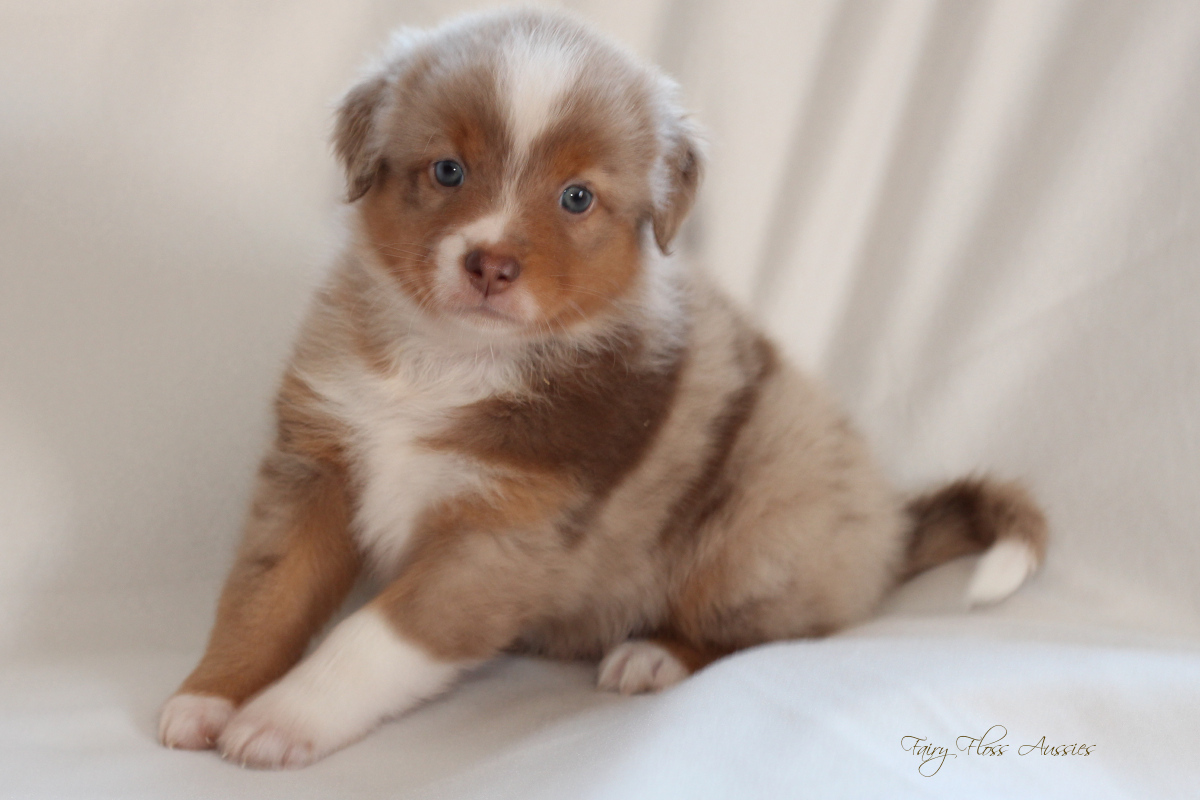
[457, 211, 509, 246]
[502, 31, 582, 161]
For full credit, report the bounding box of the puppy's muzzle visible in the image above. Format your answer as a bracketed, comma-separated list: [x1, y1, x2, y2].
[464, 249, 521, 297]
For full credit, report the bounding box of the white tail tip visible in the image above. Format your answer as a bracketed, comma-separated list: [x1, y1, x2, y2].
[965, 539, 1038, 607]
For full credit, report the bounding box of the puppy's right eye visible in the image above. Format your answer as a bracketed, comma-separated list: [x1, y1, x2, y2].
[433, 160, 465, 187]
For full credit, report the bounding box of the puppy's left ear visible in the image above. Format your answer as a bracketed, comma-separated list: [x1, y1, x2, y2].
[651, 117, 705, 253]
[333, 73, 388, 202]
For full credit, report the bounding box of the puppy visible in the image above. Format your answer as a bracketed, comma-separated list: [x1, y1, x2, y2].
[158, 9, 1046, 769]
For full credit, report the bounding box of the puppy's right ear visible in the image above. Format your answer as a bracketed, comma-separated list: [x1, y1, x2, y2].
[333, 73, 388, 202]
[650, 120, 704, 254]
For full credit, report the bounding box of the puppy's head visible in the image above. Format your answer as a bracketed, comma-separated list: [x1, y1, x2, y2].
[334, 10, 702, 337]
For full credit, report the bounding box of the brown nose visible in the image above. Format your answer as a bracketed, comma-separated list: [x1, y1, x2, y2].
[463, 249, 521, 297]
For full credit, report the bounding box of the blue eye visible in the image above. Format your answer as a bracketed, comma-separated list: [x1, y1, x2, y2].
[561, 185, 593, 213]
[433, 160, 464, 187]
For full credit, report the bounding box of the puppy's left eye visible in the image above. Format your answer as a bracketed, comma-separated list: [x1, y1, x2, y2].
[433, 160, 464, 187]
[561, 185, 593, 214]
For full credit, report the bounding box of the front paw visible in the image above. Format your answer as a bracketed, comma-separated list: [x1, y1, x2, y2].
[159, 693, 234, 750]
[217, 688, 326, 770]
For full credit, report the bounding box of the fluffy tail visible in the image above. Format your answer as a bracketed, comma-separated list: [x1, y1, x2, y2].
[902, 477, 1048, 606]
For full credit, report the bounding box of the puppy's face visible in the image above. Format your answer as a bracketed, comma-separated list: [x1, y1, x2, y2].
[334, 12, 702, 338]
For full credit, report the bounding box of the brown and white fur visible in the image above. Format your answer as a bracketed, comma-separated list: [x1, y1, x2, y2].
[158, 9, 1047, 769]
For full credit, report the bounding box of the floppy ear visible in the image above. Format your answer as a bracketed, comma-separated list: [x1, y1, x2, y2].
[651, 119, 705, 253]
[333, 73, 389, 202]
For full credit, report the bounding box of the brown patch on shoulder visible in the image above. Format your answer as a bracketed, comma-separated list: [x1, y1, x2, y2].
[657, 332, 778, 545]
[423, 333, 685, 528]
[416, 474, 580, 536]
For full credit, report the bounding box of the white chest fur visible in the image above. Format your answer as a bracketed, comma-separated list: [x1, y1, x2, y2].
[307, 342, 518, 575]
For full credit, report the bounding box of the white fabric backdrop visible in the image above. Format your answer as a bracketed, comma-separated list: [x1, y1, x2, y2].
[2, 1, 1199, 797]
